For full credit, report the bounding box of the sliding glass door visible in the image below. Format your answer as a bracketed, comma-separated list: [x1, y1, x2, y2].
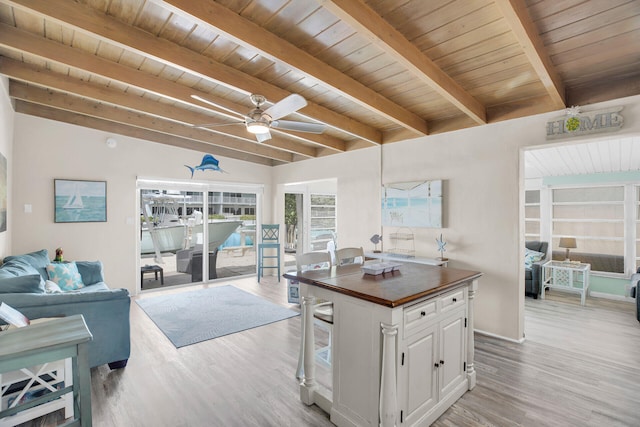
[138, 179, 261, 291]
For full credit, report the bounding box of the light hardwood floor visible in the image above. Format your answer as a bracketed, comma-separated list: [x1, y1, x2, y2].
[16, 278, 640, 426]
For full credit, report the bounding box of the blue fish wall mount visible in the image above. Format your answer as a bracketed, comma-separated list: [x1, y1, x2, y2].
[185, 154, 227, 178]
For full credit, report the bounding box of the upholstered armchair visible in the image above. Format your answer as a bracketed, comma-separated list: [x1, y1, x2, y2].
[630, 267, 640, 322]
[525, 241, 549, 299]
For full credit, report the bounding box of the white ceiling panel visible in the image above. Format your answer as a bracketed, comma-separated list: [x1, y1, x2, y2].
[525, 136, 640, 179]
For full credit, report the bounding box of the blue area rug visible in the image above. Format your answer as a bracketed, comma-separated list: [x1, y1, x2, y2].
[136, 285, 299, 348]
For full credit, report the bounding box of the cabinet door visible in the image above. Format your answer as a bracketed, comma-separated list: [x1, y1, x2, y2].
[400, 323, 438, 425]
[438, 310, 466, 399]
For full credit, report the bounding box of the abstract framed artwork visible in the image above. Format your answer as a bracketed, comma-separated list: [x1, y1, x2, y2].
[54, 179, 107, 223]
[382, 180, 442, 228]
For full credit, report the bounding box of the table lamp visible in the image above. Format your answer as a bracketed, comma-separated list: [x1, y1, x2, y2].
[559, 237, 577, 260]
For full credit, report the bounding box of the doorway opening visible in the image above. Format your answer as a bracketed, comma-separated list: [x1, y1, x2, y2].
[284, 179, 337, 268]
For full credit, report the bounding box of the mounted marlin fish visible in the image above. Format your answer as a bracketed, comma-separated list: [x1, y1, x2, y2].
[185, 154, 227, 178]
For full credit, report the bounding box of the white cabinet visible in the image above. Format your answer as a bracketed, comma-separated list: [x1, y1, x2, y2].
[399, 289, 468, 426]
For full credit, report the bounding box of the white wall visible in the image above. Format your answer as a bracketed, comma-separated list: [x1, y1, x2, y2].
[273, 94, 640, 341]
[8, 92, 640, 340]
[11, 114, 273, 295]
[0, 77, 13, 259]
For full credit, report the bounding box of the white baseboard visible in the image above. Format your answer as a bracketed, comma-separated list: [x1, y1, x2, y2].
[589, 291, 635, 303]
[474, 329, 525, 344]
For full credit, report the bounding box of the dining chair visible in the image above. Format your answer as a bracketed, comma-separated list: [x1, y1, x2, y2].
[257, 224, 280, 283]
[295, 251, 333, 379]
[335, 246, 365, 266]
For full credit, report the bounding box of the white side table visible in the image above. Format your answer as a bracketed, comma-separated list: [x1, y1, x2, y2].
[541, 260, 591, 305]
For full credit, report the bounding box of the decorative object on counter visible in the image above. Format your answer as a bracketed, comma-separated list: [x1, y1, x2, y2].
[370, 233, 382, 253]
[54, 247, 64, 262]
[388, 227, 415, 258]
[361, 262, 401, 275]
[436, 233, 448, 261]
[559, 236, 577, 260]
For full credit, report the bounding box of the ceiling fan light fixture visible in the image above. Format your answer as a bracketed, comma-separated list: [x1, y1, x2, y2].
[246, 121, 270, 134]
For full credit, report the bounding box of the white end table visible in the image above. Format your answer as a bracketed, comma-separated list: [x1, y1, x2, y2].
[541, 260, 591, 305]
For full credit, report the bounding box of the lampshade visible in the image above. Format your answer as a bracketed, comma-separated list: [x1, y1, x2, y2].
[558, 237, 577, 249]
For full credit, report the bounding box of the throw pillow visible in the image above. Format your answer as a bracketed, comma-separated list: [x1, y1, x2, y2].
[75, 261, 103, 285]
[46, 262, 85, 291]
[3, 249, 50, 281]
[44, 280, 63, 293]
[0, 259, 45, 286]
[525, 248, 545, 268]
[0, 274, 45, 294]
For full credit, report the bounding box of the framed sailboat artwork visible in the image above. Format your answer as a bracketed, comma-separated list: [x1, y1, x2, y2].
[54, 179, 107, 223]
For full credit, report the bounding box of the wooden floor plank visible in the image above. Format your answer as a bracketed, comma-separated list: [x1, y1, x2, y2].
[14, 281, 640, 426]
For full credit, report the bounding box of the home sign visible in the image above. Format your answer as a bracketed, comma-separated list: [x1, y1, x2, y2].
[546, 106, 623, 140]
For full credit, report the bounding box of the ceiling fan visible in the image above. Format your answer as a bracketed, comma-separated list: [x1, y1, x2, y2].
[191, 93, 326, 143]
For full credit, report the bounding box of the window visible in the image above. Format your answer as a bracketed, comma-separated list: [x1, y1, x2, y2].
[551, 186, 624, 273]
[310, 194, 336, 251]
[525, 190, 540, 241]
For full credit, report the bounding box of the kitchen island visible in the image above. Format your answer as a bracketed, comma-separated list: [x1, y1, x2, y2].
[284, 262, 481, 427]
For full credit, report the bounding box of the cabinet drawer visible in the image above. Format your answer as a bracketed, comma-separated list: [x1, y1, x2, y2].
[404, 299, 437, 337]
[439, 289, 465, 313]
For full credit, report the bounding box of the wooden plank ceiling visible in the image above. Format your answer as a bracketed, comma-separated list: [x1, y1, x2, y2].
[0, 0, 638, 166]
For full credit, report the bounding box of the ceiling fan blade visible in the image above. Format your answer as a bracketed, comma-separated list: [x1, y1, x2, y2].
[192, 122, 243, 129]
[271, 120, 325, 134]
[263, 94, 307, 120]
[190, 94, 245, 118]
[255, 130, 272, 143]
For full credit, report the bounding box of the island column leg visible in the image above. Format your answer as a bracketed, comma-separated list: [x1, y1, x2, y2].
[379, 323, 398, 427]
[467, 279, 478, 390]
[300, 295, 317, 404]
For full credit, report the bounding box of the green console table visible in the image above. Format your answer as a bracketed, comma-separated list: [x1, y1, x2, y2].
[0, 315, 93, 426]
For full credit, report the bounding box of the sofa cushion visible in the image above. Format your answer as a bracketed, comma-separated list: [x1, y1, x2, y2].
[0, 274, 45, 294]
[46, 262, 85, 291]
[71, 282, 110, 293]
[75, 261, 104, 285]
[0, 258, 45, 281]
[3, 249, 50, 281]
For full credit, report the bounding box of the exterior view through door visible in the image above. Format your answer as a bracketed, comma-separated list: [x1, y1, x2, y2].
[138, 181, 260, 290]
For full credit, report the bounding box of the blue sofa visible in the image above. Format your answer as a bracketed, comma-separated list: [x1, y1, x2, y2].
[0, 249, 131, 369]
[630, 267, 640, 322]
[525, 241, 548, 298]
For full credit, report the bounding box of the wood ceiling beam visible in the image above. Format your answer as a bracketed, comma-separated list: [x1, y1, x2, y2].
[3, 0, 379, 145]
[160, 0, 429, 137]
[320, 0, 487, 125]
[0, 23, 344, 155]
[494, 0, 566, 109]
[14, 100, 275, 166]
[9, 82, 295, 163]
[0, 57, 317, 159]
